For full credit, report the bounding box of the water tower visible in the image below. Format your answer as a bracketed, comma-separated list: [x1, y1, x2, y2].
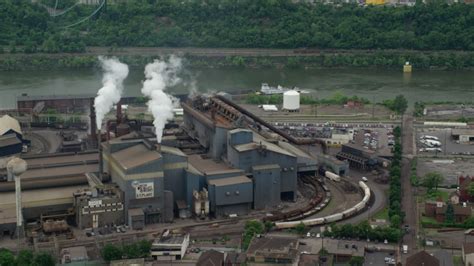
[6, 157, 27, 237]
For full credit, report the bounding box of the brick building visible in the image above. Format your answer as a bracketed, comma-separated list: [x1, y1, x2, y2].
[425, 200, 472, 223]
[459, 175, 474, 202]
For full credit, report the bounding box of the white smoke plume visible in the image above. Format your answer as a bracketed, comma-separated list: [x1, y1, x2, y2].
[94, 56, 129, 129]
[141, 56, 182, 143]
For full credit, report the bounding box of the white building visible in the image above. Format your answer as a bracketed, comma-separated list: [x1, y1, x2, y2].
[151, 232, 190, 260]
[462, 242, 474, 266]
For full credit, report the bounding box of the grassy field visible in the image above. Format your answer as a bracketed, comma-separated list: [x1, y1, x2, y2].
[425, 190, 450, 202]
[421, 216, 439, 224]
[373, 208, 389, 221]
[453, 255, 463, 266]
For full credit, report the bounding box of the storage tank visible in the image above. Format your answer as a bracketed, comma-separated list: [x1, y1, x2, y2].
[283, 90, 300, 111]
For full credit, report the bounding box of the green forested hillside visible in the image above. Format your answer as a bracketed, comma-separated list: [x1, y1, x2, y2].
[1, 0, 474, 52]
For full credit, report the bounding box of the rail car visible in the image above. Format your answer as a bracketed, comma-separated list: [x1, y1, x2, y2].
[274, 181, 370, 229]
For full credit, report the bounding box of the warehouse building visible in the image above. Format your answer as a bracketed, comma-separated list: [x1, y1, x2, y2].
[151, 231, 190, 261]
[0, 115, 24, 158]
[74, 174, 124, 229]
[0, 115, 23, 141]
[102, 138, 168, 224]
[0, 134, 22, 158]
[1, 93, 328, 232]
[246, 236, 300, 264]
[337, 143, 379, 170]
[208, 175, 253, 217]
[452, 129, 474, 144]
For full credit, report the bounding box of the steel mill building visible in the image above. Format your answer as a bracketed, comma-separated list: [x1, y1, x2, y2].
[0, 93, 325, 235]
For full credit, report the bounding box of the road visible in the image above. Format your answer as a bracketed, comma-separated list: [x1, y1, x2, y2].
[401, 115, 417, 261]
[339, 178, 387, 225]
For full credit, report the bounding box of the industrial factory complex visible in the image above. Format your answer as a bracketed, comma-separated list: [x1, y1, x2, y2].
[0, 93, 342, 238]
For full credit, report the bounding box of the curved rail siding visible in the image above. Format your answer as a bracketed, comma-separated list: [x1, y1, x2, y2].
[275, 181, 370, 229]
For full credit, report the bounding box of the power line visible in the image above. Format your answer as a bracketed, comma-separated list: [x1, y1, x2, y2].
[50, 2, 81, 17]
[62, 0, 106, 28]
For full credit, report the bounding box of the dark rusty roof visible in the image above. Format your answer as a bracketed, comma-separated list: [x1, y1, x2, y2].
[406, 251, 440, 266]
[247, 236, 299, 261]
[464, 242, 474, 254]
[196, 250, 224, 266]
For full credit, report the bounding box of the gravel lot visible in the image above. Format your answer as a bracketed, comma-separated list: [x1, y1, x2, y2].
[417, 158, 474, 186]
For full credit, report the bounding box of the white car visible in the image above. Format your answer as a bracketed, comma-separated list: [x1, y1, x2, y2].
[362, 176, 368, 182]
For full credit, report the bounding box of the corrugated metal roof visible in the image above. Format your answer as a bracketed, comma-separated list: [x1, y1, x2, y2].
[208, 175, 252, 186]
[253, 134, 296, 157]
[161, 145, 186, 157]
[24, 152, 98, 167]
[0, 134, 21, 147]
[19, 164, 98, 179]
[452, 129, 474, 136]
[234, 142, 295, 157]
[252, 164, 280, 171]
[0, 115, 21, 136]
[0, 185, 88, 209]
[188, 155, 235, 174]
[112, 144, 161, 170]
[277, 141, 311, 159]
[0, 207, 16, 225]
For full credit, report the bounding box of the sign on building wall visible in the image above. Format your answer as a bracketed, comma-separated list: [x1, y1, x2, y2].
[134, 182, 154, 199]
[88, 199, 102, 207]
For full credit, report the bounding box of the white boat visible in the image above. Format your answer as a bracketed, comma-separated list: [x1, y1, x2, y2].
[260, 83, 309, 95]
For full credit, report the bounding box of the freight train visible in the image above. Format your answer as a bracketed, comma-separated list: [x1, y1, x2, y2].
[273, 181, 370, 229]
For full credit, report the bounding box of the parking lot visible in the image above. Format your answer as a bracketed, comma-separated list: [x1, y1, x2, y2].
[416, 128, 474, 156]
[353, 128, 394, 157]
[364, 251, 395, 266]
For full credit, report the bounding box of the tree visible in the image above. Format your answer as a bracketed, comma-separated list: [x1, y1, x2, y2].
[264, 221, 274, 232]
[17, 250, 34, 266]
[349, 256, 364, 266]
[468, 183, 474, 197]
[295, 222, 306, 235]
[31, 252, 55, 266]
[390, 214, 401, 228]
[464, 217, 474, 228]
[102, 244, 123, 262]
[0, 248, 15, 266]
[423, 172, 444, 192]
[242, 220, 264, 250]
[392, 95, 408, 115]
[137, 240, 151, 258]
[445, 203, 455, 224]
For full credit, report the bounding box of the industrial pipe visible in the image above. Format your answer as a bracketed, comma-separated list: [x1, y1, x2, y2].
[215, 95, 327, 152]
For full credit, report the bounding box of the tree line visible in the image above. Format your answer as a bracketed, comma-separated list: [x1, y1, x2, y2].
[1, 0, 474, 53]
[0, 248, 55, 266]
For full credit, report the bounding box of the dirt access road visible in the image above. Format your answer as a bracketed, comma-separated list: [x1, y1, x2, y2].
[401, 114, 417, 261]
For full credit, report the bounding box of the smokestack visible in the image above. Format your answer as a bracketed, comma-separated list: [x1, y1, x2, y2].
[97, 129, 103, 180]
[90, 99, 97, 143]
[156, 143, 161, 153]
[94, 57, 129, 133]
[116, 99, 123, 124]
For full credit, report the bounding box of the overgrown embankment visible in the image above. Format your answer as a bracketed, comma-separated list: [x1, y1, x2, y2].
[1, 48, 474, 71]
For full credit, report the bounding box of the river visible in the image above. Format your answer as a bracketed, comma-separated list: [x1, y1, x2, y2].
[0, 67, 473, 109]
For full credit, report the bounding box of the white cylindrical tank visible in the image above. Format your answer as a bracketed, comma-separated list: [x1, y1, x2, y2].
[283, 90, 300, 111]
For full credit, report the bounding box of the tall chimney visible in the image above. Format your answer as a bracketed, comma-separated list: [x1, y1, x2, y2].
[97, 129, 103, 180]
[156, 143, 161, 153]
[90, 99, 97, 144]
[116, 99, 123, 125]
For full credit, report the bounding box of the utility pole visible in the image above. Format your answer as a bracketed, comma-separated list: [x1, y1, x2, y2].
[372, 95, 375, 120]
